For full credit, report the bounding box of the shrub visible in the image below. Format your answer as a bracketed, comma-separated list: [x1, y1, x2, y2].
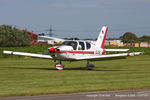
[0, 25, 32, 47]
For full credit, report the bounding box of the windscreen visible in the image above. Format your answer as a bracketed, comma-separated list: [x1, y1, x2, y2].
[62, 41, 77, 50]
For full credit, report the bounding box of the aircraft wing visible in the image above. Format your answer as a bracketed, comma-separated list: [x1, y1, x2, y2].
[3, 50, 52, 59]
[75, 52, 144, 60]
[105, 49, 129, 52]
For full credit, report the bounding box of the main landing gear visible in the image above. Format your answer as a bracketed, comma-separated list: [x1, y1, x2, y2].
[86, 60, 95, 70]
[54, 60, 94, 70]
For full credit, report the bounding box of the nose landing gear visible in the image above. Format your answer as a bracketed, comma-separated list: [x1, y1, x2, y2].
[55, 63, 64, 70]
[55, 60, 64, 70]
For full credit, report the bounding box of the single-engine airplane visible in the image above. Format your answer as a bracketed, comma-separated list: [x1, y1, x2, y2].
[3, 26, 144, 70]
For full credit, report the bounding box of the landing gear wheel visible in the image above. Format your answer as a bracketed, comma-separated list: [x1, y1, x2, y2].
[55, 63, 64, 70]
[86, 64, 95, 70]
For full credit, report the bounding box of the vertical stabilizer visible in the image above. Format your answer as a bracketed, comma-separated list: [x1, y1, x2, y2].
[96, 26, 108, 49]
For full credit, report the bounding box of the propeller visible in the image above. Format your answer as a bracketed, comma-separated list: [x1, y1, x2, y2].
[42, 46, 61, 55]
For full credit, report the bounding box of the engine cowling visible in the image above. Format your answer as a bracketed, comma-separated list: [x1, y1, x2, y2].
[48, 46, 73, 53]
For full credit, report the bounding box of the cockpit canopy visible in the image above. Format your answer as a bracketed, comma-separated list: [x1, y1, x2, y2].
[61, 41, 91, 50]
[62, 41, 77, 50]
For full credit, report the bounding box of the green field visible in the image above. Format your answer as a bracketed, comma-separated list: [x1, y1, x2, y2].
[0, 55, 150, 97]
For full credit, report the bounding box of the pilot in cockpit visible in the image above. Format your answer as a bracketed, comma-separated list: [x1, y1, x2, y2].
[71, 42, 77, 50]
[78, 45, 82, 50]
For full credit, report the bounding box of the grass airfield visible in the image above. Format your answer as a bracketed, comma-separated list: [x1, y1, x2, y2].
[0, 55, 150, 97]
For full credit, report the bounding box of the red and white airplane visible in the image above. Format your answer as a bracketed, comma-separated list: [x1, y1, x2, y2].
[3, 26, 144, 70]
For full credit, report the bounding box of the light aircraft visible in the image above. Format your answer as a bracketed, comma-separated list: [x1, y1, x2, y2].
[3, 26, 144, 70]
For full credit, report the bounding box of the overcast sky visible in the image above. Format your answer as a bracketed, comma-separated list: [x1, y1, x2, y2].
[0, 0, 150, 39]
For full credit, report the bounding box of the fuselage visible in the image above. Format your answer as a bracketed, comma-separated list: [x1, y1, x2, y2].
[48, 40, 106, 60]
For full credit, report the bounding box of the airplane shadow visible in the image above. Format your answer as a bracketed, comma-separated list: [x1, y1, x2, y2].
[6, 67, 87, 71]
[6, 67, 51, 70]
[5, 66, 134, 71]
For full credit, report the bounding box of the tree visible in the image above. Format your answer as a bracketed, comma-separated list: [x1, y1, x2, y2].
[139, 35, 150, 43]
[0, 25, 32, 47]
[120, 32, 139, 43]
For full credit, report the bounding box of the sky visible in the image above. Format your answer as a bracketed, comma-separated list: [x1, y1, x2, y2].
[0, 0, 150, 39]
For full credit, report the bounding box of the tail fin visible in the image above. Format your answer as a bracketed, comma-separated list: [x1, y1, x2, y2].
[96, 26, 108, 49]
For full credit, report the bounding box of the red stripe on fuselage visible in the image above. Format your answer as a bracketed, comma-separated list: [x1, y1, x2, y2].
[101, 27, 108, 49]
[54, 51, 94, 54]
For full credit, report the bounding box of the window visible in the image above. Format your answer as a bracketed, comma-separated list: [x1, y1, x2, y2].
[86, 42, 91, 49]
[79, 41, 85, 50]
[62, 41, 77, 50]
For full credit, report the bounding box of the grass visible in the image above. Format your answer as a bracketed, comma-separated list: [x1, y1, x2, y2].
[0, 55, 150, 97]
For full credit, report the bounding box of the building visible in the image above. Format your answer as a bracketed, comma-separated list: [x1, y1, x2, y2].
[134, 43, 140, 47]
[140, 42, 149, 47]
[20, 29, 38, 44]
[20, 30, 65, 45]
[124, 43, 132, 47]
[38, 36, 65, 44]
[105, 40, 123, 47]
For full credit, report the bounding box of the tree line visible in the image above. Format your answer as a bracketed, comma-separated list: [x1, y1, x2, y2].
[64, 32, 150, 43]
[0, 25, 32, 47]
[120, 32, 150, 43]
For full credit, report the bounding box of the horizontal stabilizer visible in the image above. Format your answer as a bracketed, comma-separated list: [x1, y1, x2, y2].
[3, 50, 52, 59]
[105, 49, 129, 52]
